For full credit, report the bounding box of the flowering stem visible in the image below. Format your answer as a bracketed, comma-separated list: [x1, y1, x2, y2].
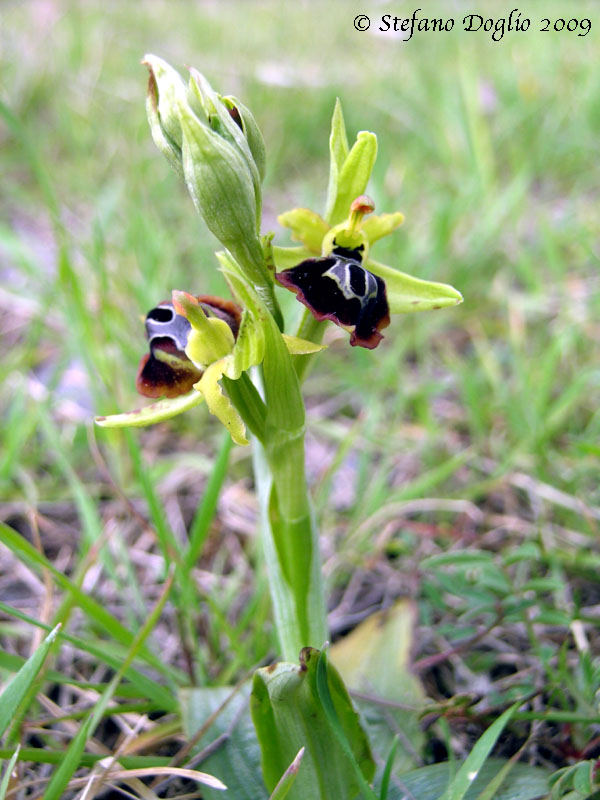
[253, 433, 328, 660]
[293, 310, 327, 383]
[214, 251, 328, 659]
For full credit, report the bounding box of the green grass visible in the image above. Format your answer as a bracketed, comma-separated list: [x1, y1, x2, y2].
[1, 0, 599, 796]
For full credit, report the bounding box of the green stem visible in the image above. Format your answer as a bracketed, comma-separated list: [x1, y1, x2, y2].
[294, 309, 327, 383]
[218, 250, 328, 659]
[252, 434, 328, 660]
[254, 326, 328, 658]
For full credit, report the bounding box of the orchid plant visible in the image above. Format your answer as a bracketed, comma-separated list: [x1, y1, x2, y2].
[95, 55, 462, 798]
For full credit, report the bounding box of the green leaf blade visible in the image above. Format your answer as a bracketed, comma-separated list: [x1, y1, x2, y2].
[0, 625, 61, 738]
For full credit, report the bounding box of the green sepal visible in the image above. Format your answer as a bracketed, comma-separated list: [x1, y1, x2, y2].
[142, 54, 189, 151]
[278, 209, 329, 253]
[251, 647, 375, 800]
[94, 390, 204, 428]
[326, 129, 378, 227]
[145, 83, 183, 177]
[325, 99, 349, 224]
[225, 95, 267, 183]
[361, 212, 405, 245]
[367, 258, 463, 314]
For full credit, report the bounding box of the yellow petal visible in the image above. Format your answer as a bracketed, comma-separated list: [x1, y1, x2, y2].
[282, 334, 327, 355]
[195, 359, 248, 446]
[361, 212, 405, 244]
[277, 208, 329, 252]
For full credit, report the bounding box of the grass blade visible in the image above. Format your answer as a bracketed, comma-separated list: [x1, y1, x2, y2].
[0, 745, 20, 800]
[43, 571, 175, 800]
[0, 625, 61, 738]
[439, 704, 519, 800]
[0, 521, 178, 681]
[184, 430, 233, 571]
[268, 747, 305, 800]
[379, 736, 399, 800]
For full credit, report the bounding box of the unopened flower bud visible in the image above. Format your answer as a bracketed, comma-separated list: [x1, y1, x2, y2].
[223, 96, 267, 182]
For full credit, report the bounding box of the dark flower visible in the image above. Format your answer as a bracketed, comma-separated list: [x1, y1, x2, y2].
[136, 295, 241, 398]
[276, 252, 390, 349]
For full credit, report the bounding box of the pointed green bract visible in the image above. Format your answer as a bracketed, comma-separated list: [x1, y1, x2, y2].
[251, 648, 375, 800]
[188, 68, 262, 225]
[178, 101, 258, 254]
[367, 258, 463, 313]
[268, 749, 305, 800]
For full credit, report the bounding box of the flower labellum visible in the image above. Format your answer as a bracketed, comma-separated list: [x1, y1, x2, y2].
[136, 295, 241, 398]
[276, 251, 390, 349]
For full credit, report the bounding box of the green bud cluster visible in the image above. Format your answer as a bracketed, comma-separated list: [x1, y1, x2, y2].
[143, 54, 281, 325]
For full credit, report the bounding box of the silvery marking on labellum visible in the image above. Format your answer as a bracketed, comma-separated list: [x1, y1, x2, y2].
[276, 252, 390, 349]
